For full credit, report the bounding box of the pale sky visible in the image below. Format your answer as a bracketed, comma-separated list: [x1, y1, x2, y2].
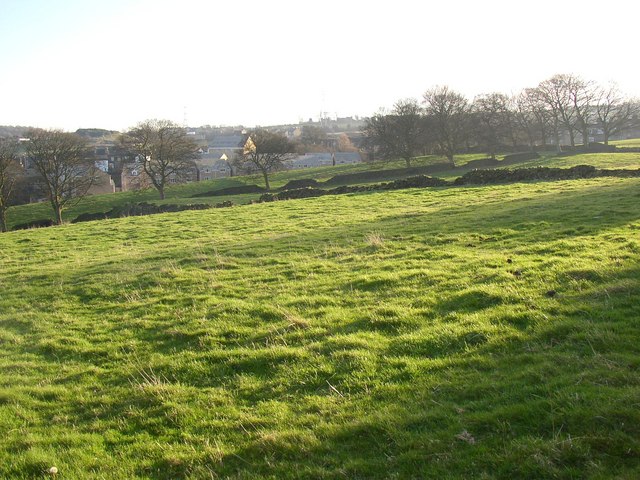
[0, 0, 638, 131]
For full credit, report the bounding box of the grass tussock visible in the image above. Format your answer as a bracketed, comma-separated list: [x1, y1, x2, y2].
[364, 231, 385, 249]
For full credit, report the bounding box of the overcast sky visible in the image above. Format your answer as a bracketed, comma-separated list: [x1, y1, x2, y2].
[0, 0, 638, 131]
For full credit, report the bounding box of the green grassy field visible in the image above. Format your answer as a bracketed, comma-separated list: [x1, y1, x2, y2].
[509, 152, 640, 170]
[5, 154, 475, 229]
[6, 151, 640, 230]
[1, 161, 639, 478]
[610, 138, 640, 148]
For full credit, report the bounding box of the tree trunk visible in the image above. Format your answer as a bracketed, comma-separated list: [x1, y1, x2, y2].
[0, 207, 7, 232]
[404, 157, 411, 168]
[539, 122, 548, 150]
[526, 129, 536, 151]
[158, 186, 165, 200]
[262, 170, 271, 191]
[582, 126, 589, 148]
[446, 153, 455, 168]
[54, 204, 63, 225]
[553, 118, 561, 153]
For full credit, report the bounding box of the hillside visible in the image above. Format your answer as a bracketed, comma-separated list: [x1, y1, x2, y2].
[1, 168, 639, 478]
[6, 150, 640, 230]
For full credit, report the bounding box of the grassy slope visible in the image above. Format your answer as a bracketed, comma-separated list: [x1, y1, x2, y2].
[7, 152, 640, 230]
[610, 138, 640, 148]
[1, 173, 639, 478]
[505, 152, 640, 170]
[0, 153, 507, 229]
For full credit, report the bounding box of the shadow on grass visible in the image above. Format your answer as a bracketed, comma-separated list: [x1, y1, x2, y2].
[6, 180, 640, 478]
[15, 259, 639, 479]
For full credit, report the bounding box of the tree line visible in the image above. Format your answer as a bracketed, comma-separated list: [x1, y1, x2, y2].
[365, 74, 640, 167]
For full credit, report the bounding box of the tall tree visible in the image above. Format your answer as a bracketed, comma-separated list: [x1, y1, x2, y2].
[121, 119, 199, 199]
[241, 129, 294, 190]
[502, 95, 520, 148]
[472, 93, 511, 159]
[25, 129, 97, 225]
[364, 98, 425, 167]
[423, 86, 469, 166]
[595, 83, 640, 145]
[537, 74, 579, 149]
[513, 89, 550, 149]
[566, 75, 596, 146]
[0, 139, 20, 232]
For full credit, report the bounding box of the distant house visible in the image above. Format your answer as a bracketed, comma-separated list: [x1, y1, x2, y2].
[13, 155, 115, 202]
[207, 133, 246, 157]
[197, 133, 247, 178]
[284, 127, 302, 140]
[120, 158, 198, 191]
[13, 158, 46, 204]
[121, 160, 152, 192]
[91, 142, 129, 190]
[185, 131, 209, 149]
[88, 169, 116, 195]
[195, 156, 232, 181]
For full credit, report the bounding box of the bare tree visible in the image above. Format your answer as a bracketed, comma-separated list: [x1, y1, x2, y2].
[25, 129, 97, 225]
[567, 75, 596, 146]
[595, 83, 640, 145]
[121, 119, 199, 199]
[502, 95, 520, 148]
[472, 93, 511, 159]
[364, 98, 425, 167]
[513, 89, 551, 149]
[241, 129, 294, 190]
[537, 74, 581, 149]
[423, 86, 469, 167]
[0, 139, 20, 232]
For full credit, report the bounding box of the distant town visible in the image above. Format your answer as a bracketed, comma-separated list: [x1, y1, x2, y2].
[1, 116, 367, 205]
